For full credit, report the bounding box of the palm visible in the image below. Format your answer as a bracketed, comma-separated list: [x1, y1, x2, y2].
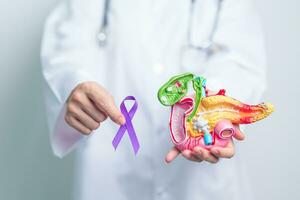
[165, 125, 245, 164]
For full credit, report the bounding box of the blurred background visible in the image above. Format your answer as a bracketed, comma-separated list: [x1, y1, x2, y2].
[0, 0, 299, 200]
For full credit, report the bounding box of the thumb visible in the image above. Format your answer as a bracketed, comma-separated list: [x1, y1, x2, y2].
[233, 125, 245, 141]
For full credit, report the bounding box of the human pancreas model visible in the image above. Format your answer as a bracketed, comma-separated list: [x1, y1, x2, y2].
[157, 73, 274, 150]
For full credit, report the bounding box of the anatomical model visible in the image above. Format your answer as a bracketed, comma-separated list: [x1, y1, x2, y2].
[157, 73, 274, 151]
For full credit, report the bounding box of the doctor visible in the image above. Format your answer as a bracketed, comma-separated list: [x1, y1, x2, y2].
[41, 0, 266, 199]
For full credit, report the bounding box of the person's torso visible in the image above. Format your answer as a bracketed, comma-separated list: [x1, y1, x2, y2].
[61, 0, 251, 199]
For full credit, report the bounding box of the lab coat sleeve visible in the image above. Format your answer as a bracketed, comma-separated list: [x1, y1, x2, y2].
[203, 0, 267, 103]
[41, 0, 103, 158]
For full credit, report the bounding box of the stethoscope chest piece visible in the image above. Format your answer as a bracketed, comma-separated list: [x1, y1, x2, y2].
[97, 0, 110, 46]
[97, 29, 107, 46]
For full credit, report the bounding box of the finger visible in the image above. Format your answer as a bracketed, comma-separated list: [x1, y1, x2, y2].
[182, 150, 203, 162]
[101, 100, 125, 125]
[69, 105, 100, 131]
[165, 147, 181, 163]
[193, 147, 218, 163]
[65, 116, 91, 135]
[233, 125, 245, 141]
[79, 95, 107, 122]
[192, 147, 205, 160]
[210, 140, 235, 159]
[87, 86, 125, 125]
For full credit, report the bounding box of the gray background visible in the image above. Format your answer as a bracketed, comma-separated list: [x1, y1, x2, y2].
[0, 0, 299, 199]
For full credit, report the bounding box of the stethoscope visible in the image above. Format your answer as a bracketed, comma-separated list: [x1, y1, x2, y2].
[185, 0, 222, 53]
[97, 0, 222, 54]
[97, 0, 110, 46]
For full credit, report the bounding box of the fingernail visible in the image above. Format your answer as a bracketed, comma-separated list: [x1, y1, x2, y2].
[164, 158, 170, 164]
[119, 116, 126, 125]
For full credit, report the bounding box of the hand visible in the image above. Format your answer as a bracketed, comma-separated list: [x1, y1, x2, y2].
[165, 126, 245, 164]
[65, 81, 125, 135]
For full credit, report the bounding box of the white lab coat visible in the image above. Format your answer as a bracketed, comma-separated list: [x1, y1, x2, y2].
[41, 0, 266, 199]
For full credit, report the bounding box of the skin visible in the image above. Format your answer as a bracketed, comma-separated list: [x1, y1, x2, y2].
[65, 82, 125, 135]
[66, 83, 243, 164]
[165, 127, 245, 164]
[165, 90, 245, 164]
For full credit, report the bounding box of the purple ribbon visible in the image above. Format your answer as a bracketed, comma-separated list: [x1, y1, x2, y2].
[112, 96, 140, 155]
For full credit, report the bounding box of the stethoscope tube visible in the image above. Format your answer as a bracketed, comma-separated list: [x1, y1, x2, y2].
[97, 0, 110, 46]
[97, 0, 222, 52]
[187, 0, 222, 52]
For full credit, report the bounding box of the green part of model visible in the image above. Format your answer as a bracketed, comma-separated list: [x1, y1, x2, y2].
[157, 73, 206, 121]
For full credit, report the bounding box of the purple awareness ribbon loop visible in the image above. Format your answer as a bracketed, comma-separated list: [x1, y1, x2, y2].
[112, 96, 140, 155]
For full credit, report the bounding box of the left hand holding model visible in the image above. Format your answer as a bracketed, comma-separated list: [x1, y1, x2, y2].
[165, 126, 245, 164]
